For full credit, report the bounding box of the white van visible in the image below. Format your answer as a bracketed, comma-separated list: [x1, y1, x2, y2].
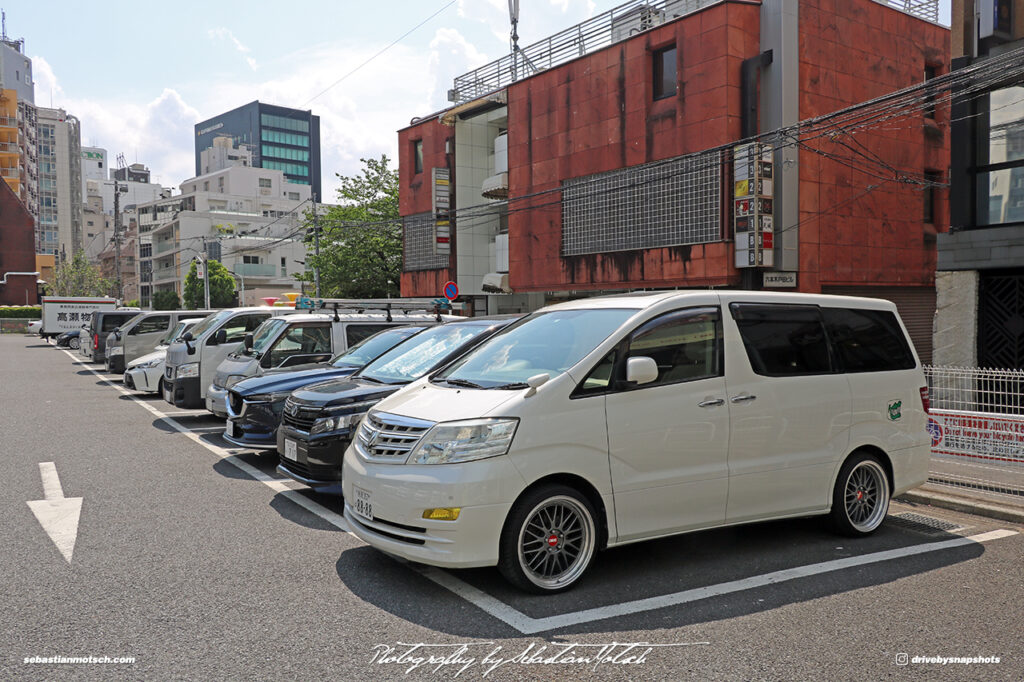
[163, 307, 302, 409]
[205, 304, 452, 418]
[342, 291, 931, 593]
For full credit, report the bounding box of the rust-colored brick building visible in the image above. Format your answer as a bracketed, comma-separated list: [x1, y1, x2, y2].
[0, 177, 40, 304]
[399, 0, 949, 359]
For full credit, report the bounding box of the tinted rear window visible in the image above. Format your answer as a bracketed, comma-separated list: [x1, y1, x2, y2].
[101, 313, 141, 332]
[821, 307, 916, 372]
[730, 303, 832, 376]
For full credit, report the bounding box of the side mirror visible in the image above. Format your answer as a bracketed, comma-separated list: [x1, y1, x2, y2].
[625, 356, 659, 385]
[183, 331, 195, 355]
[243, 333, 254, 351]
[113, 328, 122, 340]
[213, 329, 227, 345]
[524, 372, 550, 398]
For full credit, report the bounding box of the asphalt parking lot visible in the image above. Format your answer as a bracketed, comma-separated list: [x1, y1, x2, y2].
[2, 335, 1022, 680]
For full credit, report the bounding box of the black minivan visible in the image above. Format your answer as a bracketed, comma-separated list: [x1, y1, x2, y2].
[277, 315, 522, 488]
[86, 310, 141, 364]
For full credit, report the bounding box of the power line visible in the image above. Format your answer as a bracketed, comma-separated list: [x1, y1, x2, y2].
[302, 0, 457, 106]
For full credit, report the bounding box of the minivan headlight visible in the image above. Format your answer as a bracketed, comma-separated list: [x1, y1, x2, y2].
[136, 358, 162, 369]
[248, 391, 293, 404]
[407, 418, 518, 465]
[224, 375, 246, 389]
[177, 362, 200, 378]
[108, 346, 123, 356]
[310, 401, 377, 436]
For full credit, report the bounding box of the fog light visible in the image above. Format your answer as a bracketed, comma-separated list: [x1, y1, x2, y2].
[422, 507, 461, 521]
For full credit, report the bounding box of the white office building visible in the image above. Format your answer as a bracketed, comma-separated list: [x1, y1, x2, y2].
[137, 164, 312, 308]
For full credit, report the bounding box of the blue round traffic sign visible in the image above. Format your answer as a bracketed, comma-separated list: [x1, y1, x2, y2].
[443, 281, 458, 301]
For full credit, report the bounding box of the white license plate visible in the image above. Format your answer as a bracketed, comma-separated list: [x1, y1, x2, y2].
[284, 438, 298, 461]
[354, 486, 373, 521]
[225, 420, 235, 439]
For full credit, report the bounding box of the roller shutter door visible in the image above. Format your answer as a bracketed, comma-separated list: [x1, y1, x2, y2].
[821, 286, 936, 365]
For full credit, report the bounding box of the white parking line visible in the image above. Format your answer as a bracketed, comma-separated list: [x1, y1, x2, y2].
[63, 350, 1022, 635]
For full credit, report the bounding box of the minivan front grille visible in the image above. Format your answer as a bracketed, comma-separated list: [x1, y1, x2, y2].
[282, 398, 321, 432]
[228, 391, 244, 416]
[356, 412, 434, 461]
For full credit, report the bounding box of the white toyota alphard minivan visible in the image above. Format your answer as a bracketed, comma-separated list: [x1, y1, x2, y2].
[342, 291, 931, 593]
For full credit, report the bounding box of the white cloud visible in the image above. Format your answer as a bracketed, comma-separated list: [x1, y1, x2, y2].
[30, 56, 64, 106]
[208, 28, 258, 71]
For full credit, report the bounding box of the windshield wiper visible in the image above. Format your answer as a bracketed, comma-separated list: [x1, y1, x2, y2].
[359, 375, 385, 384]
[442, 378, 484, 389]
[488, 382, 529, 390]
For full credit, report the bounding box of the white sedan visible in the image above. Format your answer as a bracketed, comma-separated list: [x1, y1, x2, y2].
[27, 320, 42, 335]
[124, 348, 167, 393]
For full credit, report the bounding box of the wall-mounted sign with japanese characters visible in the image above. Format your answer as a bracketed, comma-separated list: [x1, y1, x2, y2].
[432, 168, 452, 256]
[733, 143, 775, 268]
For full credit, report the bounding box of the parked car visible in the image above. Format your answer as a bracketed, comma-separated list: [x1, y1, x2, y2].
[85, 310, 143, 364]
[224, 325, 432, 451]
[276, 315, 522, 488]
[206, 303, 453, 418]
[55, 329, 81, 349]
[163, 307, 303, 410]
[124, 318, 207, 393]
[342, 291, 931, 593]
[27, 320, 42, 335]
[105, 309, 214, 374]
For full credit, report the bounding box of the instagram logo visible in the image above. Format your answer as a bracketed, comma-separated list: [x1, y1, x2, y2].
[895, 653, 909, 666]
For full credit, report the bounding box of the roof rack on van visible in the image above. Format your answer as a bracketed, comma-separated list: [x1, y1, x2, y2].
[294, 296, 451, 322]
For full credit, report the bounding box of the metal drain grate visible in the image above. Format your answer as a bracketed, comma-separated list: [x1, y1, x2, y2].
[890, 512, 964, 535]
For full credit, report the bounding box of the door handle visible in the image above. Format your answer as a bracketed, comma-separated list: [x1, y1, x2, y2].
[698, 398, 725, 408]
[730, 394, 757, 403]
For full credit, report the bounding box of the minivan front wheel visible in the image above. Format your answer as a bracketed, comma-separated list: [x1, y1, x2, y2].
[830, 453, 890, 536]
[498, 484, 597, 593]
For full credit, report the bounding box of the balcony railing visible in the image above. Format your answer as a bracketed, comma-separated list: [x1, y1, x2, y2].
[449, 0, 940, 105]
[152, 265, 179, 281]
[153, 240, 177, 255]
[234, 263, 277, 277]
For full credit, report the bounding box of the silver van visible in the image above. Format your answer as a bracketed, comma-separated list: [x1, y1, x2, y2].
[105, 310, 214, 374]
[205, 307, 453, 418]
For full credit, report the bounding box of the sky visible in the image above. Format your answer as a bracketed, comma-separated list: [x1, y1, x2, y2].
[6, 0, 950, 201]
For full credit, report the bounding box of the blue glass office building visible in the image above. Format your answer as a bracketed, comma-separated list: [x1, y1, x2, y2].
[194, 101, 321, 198]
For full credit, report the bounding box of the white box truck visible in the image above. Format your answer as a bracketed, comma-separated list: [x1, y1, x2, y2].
[40, 296, 118, 339]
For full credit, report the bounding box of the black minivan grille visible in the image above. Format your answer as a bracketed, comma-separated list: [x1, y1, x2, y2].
[282, 398, 320, 432]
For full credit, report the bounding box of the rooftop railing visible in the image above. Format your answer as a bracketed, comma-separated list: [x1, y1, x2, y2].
[449, 0, 940, 105]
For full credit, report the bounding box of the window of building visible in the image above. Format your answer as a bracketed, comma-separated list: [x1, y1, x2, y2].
[413, 140, 423, 174]
[924, 64, 938, 119]
[287, 191, 299, 200]
[258, 178, 272, 188]
[281, 257, 287, 276]
[203, 181, 209, 191]
[243, 255, 261, 264]
[653, 45, 677, 100]
[924, 169, 942, 223]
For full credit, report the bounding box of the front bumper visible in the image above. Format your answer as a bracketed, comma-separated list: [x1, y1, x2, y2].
[164, 375, 202, 409]
[341, 447, 522, 569]
[125, 366, 160, 393]
[276, 424, 351, 486]
[106, 354, 125, 374]
[206, 384, 228, 418]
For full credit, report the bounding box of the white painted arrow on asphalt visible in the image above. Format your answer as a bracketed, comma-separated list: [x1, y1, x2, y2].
[27, 462, 82, 564]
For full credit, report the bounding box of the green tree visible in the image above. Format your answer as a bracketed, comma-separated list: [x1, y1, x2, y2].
[183, 259, 235, 309]
[49, 250, 114, 297]
[302, 155, 402, 299]
[124, 298, 140, 308]
[152, 290, 181, 310]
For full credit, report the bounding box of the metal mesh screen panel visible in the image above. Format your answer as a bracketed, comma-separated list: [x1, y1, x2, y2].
[403, 213, 450, 271]
[561, 151, 723, 256]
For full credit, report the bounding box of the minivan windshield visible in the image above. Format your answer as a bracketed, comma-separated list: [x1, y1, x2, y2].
[330, 326, 426, 368]
[434, 308, 635, 388]
[358, 323, 494, 384]
[159, 321, 188, 347]
[185, 310, 230, 340]
[235, 318, 289, 357]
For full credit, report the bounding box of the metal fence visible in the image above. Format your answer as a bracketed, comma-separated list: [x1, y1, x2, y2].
[0, 318, 37, 334]
[923, 365, 1024, 499]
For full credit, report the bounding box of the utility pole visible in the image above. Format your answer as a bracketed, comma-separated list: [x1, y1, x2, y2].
[200, 237, 211, 310]
[113, 177, 122, 301]
[312, 193, 321, 299]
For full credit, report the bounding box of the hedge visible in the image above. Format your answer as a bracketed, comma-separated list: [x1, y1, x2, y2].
[0, 306, 41, 319]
